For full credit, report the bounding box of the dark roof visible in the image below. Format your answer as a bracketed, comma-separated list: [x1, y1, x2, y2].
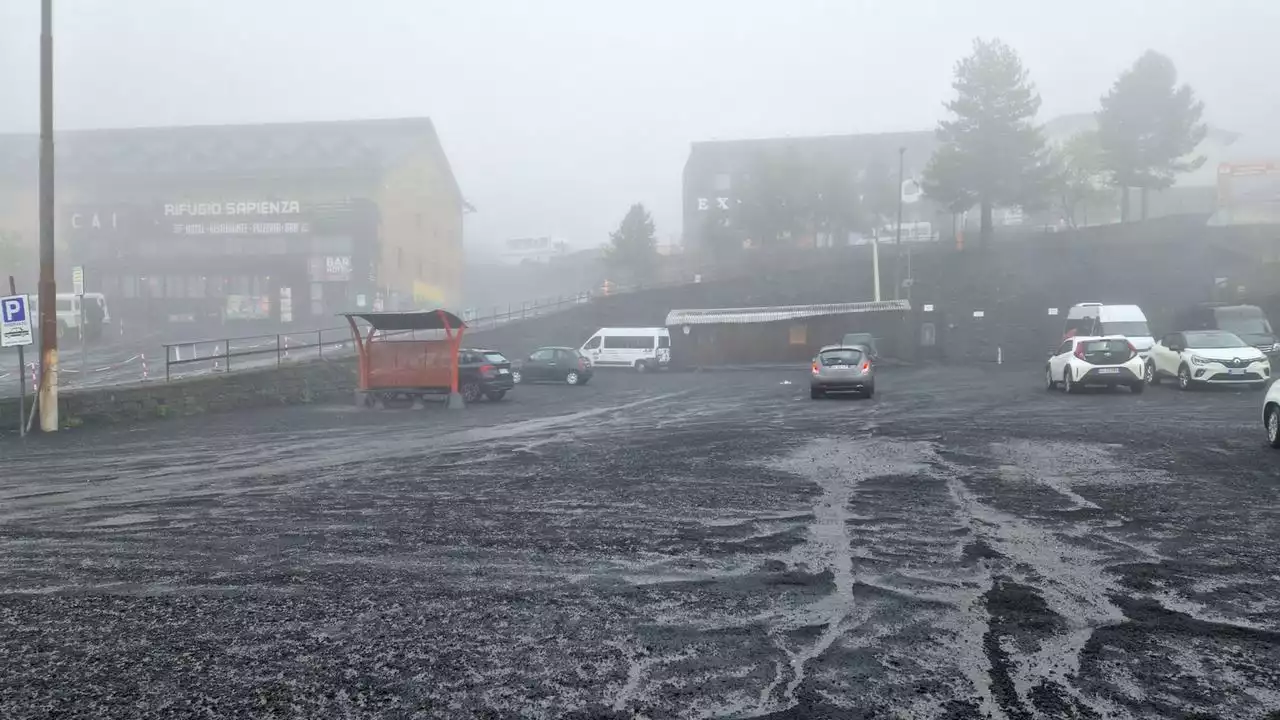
[344, 309, 466, 332]
[0, 117, 460, 196]
[684, 130, 937, 178]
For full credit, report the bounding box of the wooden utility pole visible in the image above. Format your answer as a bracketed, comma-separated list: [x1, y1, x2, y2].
[37, 0, 58, 432]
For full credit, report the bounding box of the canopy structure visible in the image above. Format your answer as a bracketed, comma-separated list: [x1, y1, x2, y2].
[343, 309, 466, 332]
[342, 309, 469, 408]
[665, 300, 910, 327]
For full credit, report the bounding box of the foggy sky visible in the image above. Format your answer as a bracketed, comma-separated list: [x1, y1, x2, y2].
[1, 1, 1277, 258]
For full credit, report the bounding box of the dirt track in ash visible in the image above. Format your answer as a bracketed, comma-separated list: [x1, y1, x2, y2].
[1, 365, 1278, 719]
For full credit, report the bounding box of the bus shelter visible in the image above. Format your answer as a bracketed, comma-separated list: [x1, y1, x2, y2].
[342, 309, 468, 409]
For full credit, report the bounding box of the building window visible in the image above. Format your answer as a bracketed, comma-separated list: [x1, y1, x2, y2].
[166, 275, 186, 299]
[789, 323, 807, 345]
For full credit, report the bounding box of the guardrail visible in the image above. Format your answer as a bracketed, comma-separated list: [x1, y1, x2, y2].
[163, 327, 354, 382]
[158, 295, 593, 381]
[159, 282, 684, 382]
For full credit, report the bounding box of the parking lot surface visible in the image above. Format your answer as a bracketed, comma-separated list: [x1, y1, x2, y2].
[1, 365, 1278, 719]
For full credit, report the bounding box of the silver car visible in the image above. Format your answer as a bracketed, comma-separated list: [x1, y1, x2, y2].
[810, 345, 875, 399]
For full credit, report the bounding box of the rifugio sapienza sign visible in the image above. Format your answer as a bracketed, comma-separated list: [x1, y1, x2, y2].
[165, 200, 310, 237]
[163, 200, 302, 217]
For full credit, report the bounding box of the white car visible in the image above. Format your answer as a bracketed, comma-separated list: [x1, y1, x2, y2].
[1263, 381, 1280, 448]
[1145, 330, 1271, 391]
[1046, 335, 1145, 394]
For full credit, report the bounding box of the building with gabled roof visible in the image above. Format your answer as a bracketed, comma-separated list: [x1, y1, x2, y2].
[0, 117, 465, 336]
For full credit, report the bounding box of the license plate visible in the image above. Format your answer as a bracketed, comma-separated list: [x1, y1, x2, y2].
[499, 368, 509, 374]
[1097, 368, 1119, 374]
[1228, 368, 1245, 375]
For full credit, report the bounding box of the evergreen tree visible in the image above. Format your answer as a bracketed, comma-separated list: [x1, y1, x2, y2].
[923, 38, 1050, 243]
[606, 203, 658, 285]
[1096, 50, 1207, 221]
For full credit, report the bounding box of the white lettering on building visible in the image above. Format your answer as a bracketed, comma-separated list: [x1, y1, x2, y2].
[70, 211, 118, 230]
[163, 200, 302, 217]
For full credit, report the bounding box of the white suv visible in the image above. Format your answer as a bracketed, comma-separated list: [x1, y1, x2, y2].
[1264, 381, 1280, 448]
[1146, 330, 1270, 391]
[1046, 335, 1145, 394]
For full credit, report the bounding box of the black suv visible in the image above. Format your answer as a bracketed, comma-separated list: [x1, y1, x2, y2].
[458, 348, 515, 402]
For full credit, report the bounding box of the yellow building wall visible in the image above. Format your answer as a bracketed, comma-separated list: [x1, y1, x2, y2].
[0, 183, 40, 288]
[377, 143, 464, 310]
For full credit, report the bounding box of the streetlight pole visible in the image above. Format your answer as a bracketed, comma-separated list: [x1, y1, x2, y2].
[893, 146, 905, 301]
[37, 0, 58, 432]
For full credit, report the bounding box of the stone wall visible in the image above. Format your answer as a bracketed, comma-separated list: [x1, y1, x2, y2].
[0, 358, 355, 434]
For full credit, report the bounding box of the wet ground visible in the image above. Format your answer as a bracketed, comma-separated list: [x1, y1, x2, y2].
[1, 365, 1278, 719]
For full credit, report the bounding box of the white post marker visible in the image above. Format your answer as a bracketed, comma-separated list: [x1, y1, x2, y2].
[72, 266, 87, 372]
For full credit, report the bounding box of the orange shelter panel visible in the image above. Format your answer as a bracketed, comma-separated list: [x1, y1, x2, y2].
[363, 339, 456, 390]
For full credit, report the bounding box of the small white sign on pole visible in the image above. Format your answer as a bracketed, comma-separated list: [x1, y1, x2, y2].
[973, 310, 985, 318]
[72, 266, 85, 296]
[923, 304, 935, 312]
[1047, 307, 1059, 316]
[1, 294, 34, 347]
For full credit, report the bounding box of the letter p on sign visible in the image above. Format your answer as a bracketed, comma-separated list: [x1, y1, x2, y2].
[2, 298, 24, 323]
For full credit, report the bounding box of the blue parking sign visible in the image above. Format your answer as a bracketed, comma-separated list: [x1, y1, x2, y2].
[1, 294, 33, 347]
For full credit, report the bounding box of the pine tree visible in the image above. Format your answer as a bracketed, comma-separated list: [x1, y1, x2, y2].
[923, 38, 1050, 243]
[606, 203, 658, 285]
[1096, 50, 1207, 221]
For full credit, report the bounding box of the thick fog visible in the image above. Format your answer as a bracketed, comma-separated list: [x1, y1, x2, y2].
[1, 0, 1277, 256]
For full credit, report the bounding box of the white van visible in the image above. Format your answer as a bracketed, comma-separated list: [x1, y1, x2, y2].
[580, 327, 671, 372]
[29, 293, 112, 339]
[1064, 303, 1155, 355]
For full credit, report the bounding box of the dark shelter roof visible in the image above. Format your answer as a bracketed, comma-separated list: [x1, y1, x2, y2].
[343, 310, 466, 332]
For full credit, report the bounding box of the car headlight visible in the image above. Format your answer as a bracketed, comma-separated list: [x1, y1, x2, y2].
[1190, 355, 1213, 366]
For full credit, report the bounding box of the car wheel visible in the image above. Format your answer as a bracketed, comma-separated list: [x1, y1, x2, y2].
[511, 370, 522, 384]
[1177, 364, 1193, 391]
[810, 389, 824, 399]
[635, 360, 649, 373]
[461, 382, 482, 403]
[565, 370, 581, 385]
[1063, 369, 1076, 394]
[1268, 406, 1280, 448]
[1129, 381, 1145, 395]
[485, 390, 507, 401]
[1145, 361, 1159, 386]
[1046, 366, 1057, 390]
[864, 385, 874, 399]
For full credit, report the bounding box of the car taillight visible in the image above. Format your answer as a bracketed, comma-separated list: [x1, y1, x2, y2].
[578, 357, 589, 369]
[1126, 341, 1138, 359]
[861, 362, 870, 373]
[1074, 345, 1085, 361]
[812, 362, 820, 374]
[479, 364, 496, 378]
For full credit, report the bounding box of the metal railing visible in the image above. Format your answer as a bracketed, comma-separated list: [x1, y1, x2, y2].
[158, 279, 697, 381]
[162, 327, 353, 381]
